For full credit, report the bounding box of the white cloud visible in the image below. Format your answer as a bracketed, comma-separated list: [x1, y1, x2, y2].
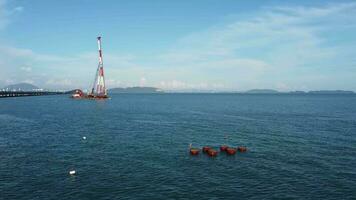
[0, 0, 9, 29]
[45, 78, 73, 88]
[13, 6, 23, 12]
[154, 2, 356, 90]
[139, 77, 147, 87]
[157, 80, 227, 91]
[20, 66, 32, 72]
[0, 0, 24, 29]
[23, 79, 34, 84]
[106, 79, 122, 88]
[0, 44, 141, 89]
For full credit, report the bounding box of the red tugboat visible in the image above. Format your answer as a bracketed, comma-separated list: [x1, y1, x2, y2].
[202, 146, 212, 153]
[190, 148, 200, 155]
[220, 145, 228, 152]
[207, 149, 218, 157]
[238, 146, 247, 152]
[226, 147, 237, 155]
[189, 144, 200, 155]
[71, 89, 84, 99]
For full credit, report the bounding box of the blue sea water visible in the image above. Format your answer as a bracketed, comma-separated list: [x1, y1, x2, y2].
[0, 94, 356, 199]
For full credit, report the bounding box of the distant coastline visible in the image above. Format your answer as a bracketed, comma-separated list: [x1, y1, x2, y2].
[108, 87, 164, 94]
[1, 83, 355, 95]
[106, 88, 356, 94]
[163, 89, 355, 94]
[243, 89, 355, 94]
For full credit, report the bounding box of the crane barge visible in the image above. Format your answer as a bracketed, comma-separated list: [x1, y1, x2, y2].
[72, 36, 108, 99]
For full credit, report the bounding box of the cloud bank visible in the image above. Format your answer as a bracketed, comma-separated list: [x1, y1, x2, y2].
[0, 2, 356, 91]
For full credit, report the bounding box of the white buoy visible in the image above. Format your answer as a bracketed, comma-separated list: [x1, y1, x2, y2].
[82, 136, 86, 140]
[69, 170, 76, 175]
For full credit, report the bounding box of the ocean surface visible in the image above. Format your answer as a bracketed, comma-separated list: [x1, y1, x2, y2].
[1, 94, 356, 199]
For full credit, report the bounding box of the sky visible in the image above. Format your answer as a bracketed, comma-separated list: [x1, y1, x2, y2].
[0, 0, 356, 91]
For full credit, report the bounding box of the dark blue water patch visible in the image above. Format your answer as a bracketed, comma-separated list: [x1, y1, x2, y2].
[0, 94, 356, 199]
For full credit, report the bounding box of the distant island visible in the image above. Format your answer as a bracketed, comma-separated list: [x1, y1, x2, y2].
[108, 87, 163, 94]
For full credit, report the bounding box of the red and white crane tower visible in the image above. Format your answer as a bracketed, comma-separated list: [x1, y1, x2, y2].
[90, 36, 108, 98]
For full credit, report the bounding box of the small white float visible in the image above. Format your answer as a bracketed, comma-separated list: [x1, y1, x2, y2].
[69, 170, 76, 175]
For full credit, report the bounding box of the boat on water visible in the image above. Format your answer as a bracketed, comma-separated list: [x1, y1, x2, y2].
[71, 89, 84, 98]
[71, 36, 108, 99]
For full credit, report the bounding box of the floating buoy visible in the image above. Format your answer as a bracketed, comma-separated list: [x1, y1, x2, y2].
[207, 149, 218, 157]
[220, 145, 228, 152]
[226, 147, 237, 155]
[202, 146, 211, 153]
[69, 170, 76, 175]
[238, 146, 247, 152]
[190, 148, 200, 155]
[82, 136, 86, 140]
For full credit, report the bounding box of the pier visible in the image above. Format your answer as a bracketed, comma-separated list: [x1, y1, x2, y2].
[0, 91, 65, 98]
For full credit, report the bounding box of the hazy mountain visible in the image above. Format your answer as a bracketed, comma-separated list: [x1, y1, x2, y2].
[2, 83, 39, 91]
[245, 89, 279, 94]
[108, 87, 163, 93]
[308, 90, 354, 94]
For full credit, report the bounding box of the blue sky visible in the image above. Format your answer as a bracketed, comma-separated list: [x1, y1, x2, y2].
[0, 0, 356, 91]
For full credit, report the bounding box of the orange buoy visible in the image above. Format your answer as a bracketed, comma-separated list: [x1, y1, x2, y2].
[226, 147, 237, 155]
[202, 146, 211, 153]
[190, 148, 200, 155]
[238, 146, 247, 152]
[220, 145, 228, 152]
[207, 149, 218, 157]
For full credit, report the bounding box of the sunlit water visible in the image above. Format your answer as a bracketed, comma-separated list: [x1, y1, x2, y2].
[1, 94, 355, 199]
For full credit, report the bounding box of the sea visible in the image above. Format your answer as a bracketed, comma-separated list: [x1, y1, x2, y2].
[1, 94, 355, 199]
